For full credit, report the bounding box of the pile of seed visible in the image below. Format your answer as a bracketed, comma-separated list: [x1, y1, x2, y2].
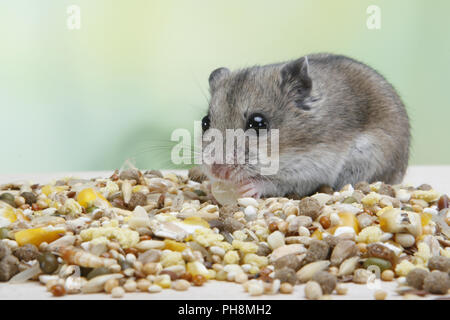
[0, 168, 449, 299]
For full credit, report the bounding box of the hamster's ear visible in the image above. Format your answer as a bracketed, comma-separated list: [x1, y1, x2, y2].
[280, 56, 312, 95]
[209, 67, 230, 92]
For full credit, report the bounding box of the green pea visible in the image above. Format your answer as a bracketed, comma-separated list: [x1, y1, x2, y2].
[403, 206, 413, 212]
[0, 228, 10, 239]
[363, 257, 392, 272]
[86, 267, 111, 280]
[343, 196, 357, 204]
[0, 193, 16, 207]
[38, 252, 59, 274]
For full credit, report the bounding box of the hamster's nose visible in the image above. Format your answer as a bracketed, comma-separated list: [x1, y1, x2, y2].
[211, 163, 232, 180]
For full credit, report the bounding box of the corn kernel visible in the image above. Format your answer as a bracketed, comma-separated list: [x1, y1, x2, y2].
[76, 188, 110, 208]
[164, 239, 187, 252]
[15, 227, 65, 247]
[311, 229, 323, 240]
[186, 261, 213, 279]
[338, 212, 359, 233]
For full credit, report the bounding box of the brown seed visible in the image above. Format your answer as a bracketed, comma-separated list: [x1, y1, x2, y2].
[268, 222, 278, 233]
[312, 271, 337, 294]
[367, 243, 396, 265]
[50, 284, 66, 297]
[298, 197, 322, 221]
[192, 274, 206, 286]
[180, 273, 193, 282]
[428, 256, 450, 273]
[406, 268, 429, 290]
[124, 248, 139, 256]
[259, 268, 272, 277]
[319, 216, 331, 229]
[374, 290, 387, 300]
[274, 267, 297, 285]
[140, 235, 152, 241]
[378, 183, 395, 197]
[438, 195, 449, 211]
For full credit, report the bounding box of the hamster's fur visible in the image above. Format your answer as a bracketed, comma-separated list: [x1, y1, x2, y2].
[198, 53, 410, 197]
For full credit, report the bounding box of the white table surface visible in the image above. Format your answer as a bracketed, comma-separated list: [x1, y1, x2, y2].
[0, 166, 449, 300]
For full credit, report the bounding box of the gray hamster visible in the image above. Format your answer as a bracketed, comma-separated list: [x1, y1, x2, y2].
[191, 53, 410, 198]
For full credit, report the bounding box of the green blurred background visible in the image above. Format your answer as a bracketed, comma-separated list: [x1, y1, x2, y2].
[0, 0, 448, 174]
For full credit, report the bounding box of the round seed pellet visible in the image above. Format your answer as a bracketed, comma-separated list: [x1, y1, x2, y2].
[148, 284, 162, 293]
[381, 269, 394, 282]
[374, 290, 387, 300]
[50, 284, 66, 297]
[280, 283, 294, 294]
[136, 279, 151, 291]
[111, 286, 125, 298]
[248, 282, 264, 296]
[172, 279, 190, 291]
[335, 284, 348, 295]
[235, 273, 248, 284]
[123, 280, 137, 292]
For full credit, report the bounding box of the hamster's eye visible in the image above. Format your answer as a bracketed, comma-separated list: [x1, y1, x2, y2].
[246, 113, 268, 132]
[202, 115, 210, 132]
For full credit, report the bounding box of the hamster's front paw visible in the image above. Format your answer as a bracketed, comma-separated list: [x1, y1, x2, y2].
[238, 180, 261, 199]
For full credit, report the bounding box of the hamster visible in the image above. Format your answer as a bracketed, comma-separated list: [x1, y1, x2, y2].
[191, 53, 410, 198]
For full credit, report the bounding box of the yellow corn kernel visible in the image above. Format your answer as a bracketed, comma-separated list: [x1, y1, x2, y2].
[186, 261, 213, 279]
[376, 206, 393, 217]
[41, 185, 53, 196]
[182, 216, 210, 228]
[76, 188, 110, 208]
[154, 274, 171, 289]
[420, 212, 433, 227]
[15, 227, 65, 247]
[338, 212, 360, 233]
[164, 239, 187, 252]
[311, 229, 323, 240]
[1, 207, 17, 223]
